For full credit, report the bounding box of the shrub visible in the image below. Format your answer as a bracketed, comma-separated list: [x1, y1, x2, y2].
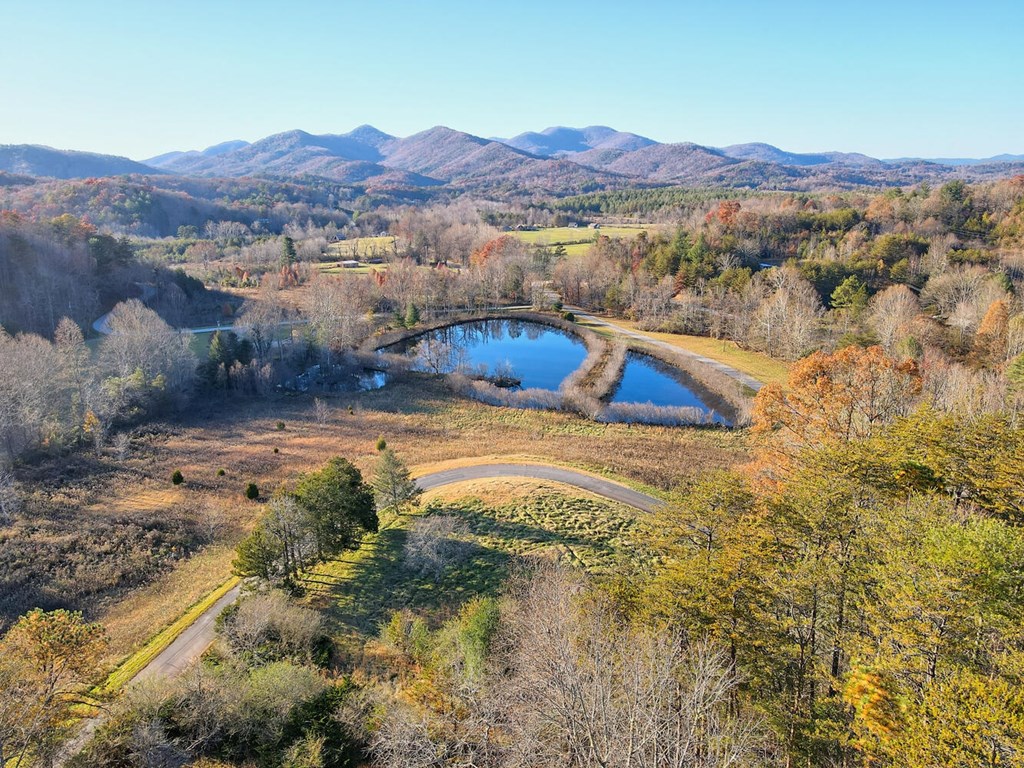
[245, 483, 260, 500]
[273, 448, 280, 454]
[375, 436, 387, 452]
[276, 421, 285, 431]
[562, 311, 576, 322]
[171, 470, 184, 485]
[217, 468, 226, 477]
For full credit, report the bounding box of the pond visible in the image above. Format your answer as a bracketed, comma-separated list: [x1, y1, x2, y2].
[610, 352, 731, 425]
[381, 319, 588, 391]
[287, 364, 389, 393]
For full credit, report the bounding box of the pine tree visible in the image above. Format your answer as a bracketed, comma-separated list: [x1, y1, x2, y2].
[830, 275, 869, 313]
[404, 303, 420, 328]
[232, 523, 280, 580]
[281, 236, 297, 267]
[294, 457, 377, 558]
[372, 448, 421, 515]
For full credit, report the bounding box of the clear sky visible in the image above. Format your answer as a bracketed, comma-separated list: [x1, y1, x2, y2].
[1, 0, 1021, 160]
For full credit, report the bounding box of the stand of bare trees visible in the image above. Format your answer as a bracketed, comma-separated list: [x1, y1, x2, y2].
[371, 563, 770, 767]
[0, 301, 196, 467]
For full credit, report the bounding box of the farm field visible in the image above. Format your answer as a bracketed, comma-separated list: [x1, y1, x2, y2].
[317, 262, 383, 275]
[325, 235, 396, 259]
[302, 478, 646, 654]
[505, 225, 657, 250]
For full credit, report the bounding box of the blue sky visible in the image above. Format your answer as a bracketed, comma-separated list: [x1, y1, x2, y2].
[2, 0, 1021, 159]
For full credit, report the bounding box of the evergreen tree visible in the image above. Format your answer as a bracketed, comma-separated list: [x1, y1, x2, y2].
[404, 303, 420, 328]
[830, 275, 869, 313]
[232, 523, 280, 581]
[372, 448, 421, 515]
[281, 236, 297, 267]
[294, 457, 377, 559]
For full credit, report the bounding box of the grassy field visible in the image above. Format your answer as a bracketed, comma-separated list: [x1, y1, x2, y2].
[10, 374, 746, 679]
[302, 478, 646, 653]
[577, 316, 791, 387]
[317, 263, 384, 275]
[506, 225, 656, 249]
[325, 236, 396, 260]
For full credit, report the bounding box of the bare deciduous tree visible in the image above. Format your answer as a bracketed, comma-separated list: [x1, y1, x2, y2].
[313, 397, 331, 426]
[403, 514, 466, 580]
[868, 284, 921, 354]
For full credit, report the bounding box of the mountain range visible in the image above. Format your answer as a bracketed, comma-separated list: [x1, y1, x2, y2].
[1, 125, 1022, 193]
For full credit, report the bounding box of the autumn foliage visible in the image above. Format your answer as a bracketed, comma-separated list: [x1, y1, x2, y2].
[469, 235, 519, 266]
[753, 345, 921, 450]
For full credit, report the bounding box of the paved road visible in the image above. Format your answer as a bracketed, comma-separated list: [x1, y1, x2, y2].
[61, 462, 662, 762]
[132, 584, 242, 681]
[416, 463, 663, 513]
[129, 464, 661, 684]
[568, 308, 763, 392]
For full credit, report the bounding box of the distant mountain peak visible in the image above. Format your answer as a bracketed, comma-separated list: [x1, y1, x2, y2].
[498, 125, 658, 157]
[344, 124, 394, 147]
[6, 123, 1022, 191]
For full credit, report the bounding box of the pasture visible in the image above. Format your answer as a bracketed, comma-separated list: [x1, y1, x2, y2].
[505, 225, 656, 251]
[325, 235, 397, 260]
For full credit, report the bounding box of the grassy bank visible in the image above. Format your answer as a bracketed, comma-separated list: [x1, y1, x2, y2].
[578, 315, 790, 387]
[98, 576, 239, 694]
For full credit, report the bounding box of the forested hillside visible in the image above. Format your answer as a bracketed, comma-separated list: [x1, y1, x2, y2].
[1, 170, 1023, 767]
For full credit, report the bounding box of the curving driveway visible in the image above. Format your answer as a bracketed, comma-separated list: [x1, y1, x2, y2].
[416, 463, 662, 513]
[129, 464, 661, 684]
[60, 462, 662, 763]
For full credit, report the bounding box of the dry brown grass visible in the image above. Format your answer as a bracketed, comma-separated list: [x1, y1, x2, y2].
[97, 544, 237, 666]
[6, 375, 749, 668]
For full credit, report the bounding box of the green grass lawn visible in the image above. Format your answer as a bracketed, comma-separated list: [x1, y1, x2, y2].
[302, 486, 644, 651]
[506, 225, 656, 249]
[326, 236, 396, 259]
[561, 242, 592, 257]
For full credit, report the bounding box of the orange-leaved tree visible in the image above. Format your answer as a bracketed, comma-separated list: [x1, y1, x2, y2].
[751, 346, 921, 477]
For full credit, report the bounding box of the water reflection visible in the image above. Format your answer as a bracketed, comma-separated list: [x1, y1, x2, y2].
[610, 352, 730, 425]
[383, 319, 587, 391]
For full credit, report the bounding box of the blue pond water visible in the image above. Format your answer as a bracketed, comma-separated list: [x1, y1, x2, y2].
[384, 319, 588, 391]
[611, 352, 729, 424]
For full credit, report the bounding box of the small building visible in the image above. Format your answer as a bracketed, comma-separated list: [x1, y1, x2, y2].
[340, 260, 360, 269]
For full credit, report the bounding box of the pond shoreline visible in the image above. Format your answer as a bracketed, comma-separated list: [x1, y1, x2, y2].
[366, 309, 751, 427]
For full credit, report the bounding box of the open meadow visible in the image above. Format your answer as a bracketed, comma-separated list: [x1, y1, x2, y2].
[506, 225, 656, 246]
[3, 375, 747, 675]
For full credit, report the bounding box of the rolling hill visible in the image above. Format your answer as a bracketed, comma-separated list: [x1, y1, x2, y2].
[0, 145, 163, 179]
[2, 125, 1022, 194]
[498, 126, 657, 157]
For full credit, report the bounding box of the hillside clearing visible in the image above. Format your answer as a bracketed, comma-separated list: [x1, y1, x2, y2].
[505, 225, 656, 247]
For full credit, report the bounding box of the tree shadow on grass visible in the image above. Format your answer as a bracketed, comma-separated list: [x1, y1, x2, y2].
[308, 506, 578, 643]
[440, 504, 625, 567]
